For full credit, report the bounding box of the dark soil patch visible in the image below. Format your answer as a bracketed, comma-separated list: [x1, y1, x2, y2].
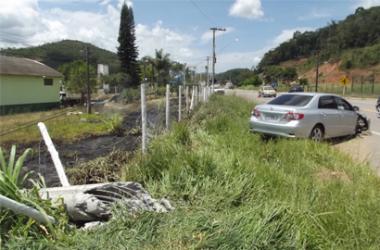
[20, 99, 182, 187]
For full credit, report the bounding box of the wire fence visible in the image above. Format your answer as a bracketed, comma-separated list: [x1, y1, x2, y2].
[0, 83, 212, 187]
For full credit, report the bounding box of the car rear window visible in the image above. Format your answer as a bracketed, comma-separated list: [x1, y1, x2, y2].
[268, 94, 313, 106]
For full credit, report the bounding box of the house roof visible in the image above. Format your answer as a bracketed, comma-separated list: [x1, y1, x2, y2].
[0, 55, 63, 78]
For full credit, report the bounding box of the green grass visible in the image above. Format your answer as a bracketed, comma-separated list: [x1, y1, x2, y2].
[4, 95, 380, 249]
[0, 110, 123, 146]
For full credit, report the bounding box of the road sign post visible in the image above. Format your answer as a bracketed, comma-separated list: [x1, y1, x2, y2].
[340, 76, 349, 96]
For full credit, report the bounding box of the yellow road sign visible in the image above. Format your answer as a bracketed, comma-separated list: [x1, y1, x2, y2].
[340, 76, 349, 86]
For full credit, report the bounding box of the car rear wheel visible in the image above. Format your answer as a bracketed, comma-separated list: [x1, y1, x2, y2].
[310, 125, 324, 142]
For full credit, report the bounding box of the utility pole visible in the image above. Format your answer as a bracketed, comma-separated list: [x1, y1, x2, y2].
[85, 46, 91, 114]
[210, 27, 226, 91]
[315, 51, 320, 93]
[206, 56, 210, 86]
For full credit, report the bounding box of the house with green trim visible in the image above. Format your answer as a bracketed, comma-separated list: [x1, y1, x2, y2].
[0, 55, 63, 115]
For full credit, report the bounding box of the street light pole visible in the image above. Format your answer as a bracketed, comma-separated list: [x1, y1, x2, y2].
[210, 27, 226, 92]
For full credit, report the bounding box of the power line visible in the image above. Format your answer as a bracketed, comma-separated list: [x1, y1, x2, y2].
[189, 0, 214, 24]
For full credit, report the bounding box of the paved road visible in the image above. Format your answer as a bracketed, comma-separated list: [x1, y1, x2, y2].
[227, 89, 380, 175]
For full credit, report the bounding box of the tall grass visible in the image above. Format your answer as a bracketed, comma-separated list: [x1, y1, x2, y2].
[4, 95, 380, 249]
[0, 146, 68, 243]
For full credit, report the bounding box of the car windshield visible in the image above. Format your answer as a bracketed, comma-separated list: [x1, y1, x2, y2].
[263, 86, 273, 90]
[268, 94, 313, 106]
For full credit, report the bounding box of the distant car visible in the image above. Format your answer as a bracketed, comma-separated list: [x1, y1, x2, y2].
[289, 85, 304, 92]
[258, 86, 277, 98]
[250, 93, 363, 141]
[214, 87, 225, 95]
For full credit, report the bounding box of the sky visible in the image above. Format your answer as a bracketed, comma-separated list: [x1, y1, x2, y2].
[0, 0, 379, 72]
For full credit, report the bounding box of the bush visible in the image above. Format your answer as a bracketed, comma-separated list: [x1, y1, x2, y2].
[122, 88, 140, 103]
[240, 75, 262, 86]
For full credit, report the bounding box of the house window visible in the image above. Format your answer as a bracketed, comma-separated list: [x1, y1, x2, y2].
[44, 78, 53, 86]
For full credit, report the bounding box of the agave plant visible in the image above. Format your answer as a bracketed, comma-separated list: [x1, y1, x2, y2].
[0, 145, 32, 201]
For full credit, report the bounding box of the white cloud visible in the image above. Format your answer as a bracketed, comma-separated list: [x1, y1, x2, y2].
[201, 27, 234, 43]
[229, 0, 264, 20]
[356, 0, 380, 8]
[216, 50, 265, 72]
[0, 0, 199, 65]
[272, 27, 314, 46]
[136, 21, 201, 63]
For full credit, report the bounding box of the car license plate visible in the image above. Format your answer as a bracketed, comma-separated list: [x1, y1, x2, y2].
[265, 114, 278, 121]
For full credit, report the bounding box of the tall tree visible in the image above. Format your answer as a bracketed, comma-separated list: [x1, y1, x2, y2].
[117, 3, 140, 87]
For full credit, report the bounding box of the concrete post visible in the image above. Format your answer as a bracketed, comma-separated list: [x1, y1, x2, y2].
[178, 85, 182, 121]
[166, 84, 170, 130]
[141, 83, 147, 154]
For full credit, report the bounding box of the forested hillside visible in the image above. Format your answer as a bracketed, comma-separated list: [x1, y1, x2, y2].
[0, 40, 120, 72]
[257, 6, 380, 71]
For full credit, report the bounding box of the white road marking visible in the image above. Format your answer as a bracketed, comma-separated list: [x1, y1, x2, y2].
[371, 131, 380, 136]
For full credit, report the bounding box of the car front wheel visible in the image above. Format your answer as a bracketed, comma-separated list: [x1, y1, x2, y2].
[309, 125, 324, 142]
[356, 115, 369, 134]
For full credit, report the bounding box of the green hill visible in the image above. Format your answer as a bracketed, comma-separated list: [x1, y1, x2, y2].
[0, 40, 120, 73]
[257, 6, 380, 72]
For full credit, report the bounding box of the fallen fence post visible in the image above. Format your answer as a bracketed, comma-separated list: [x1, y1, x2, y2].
[38, 122, 70, 187]
[178, 85, 182, 121]
[166, 84, 170, 130]
[0, 194, 55, 225]
[141, 83, 147, 154]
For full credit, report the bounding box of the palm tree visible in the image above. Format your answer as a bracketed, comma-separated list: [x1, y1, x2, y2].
[154, 49, 171, 86]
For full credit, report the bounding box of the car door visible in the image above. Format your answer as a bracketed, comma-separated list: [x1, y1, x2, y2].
[318, 96, 341, 137]
[335, 97, 357, 135]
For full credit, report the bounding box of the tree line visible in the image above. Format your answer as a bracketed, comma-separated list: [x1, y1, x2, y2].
[257, 6, 380, 72]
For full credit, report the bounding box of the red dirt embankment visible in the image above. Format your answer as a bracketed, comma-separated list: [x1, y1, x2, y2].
[281, 59, 380, 84]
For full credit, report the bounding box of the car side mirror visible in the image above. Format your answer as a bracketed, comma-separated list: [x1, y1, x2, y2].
[353, 106, 359, 111]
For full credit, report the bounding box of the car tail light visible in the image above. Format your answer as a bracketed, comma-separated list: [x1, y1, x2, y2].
[251, 108, 260, 117]
[285, 112, 304, 121]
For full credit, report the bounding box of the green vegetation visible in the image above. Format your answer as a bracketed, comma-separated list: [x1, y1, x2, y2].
[262, 66, 298, 83]
[4, 95, 380, 249]
[340, 42, 380, 70]
[217, 68, 262, 86]
[0, 40, 120, 73]
[0, 110, 122, 146]
[0, 146, 68, 242]
[117, 2, 140, 87]
[58, 60, 97, 99]
[258, 6, 380, 71]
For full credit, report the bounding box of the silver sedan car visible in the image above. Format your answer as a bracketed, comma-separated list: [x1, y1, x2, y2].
[250, 93, 359, 141]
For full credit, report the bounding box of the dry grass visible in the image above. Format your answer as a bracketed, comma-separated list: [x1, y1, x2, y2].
[0, 108, 117, 146]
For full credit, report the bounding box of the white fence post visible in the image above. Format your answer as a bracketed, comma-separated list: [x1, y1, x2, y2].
[178, 85, 182, 121]
[185, 85, 189, 113]
[141, 83, 147, 154]
[166, 84, 170, 130]
[190, 86, 195, 111]
[38, 122, 70, 187]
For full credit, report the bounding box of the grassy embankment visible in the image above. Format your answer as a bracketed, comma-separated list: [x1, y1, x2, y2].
[0, 108, 122, 146]
[4, 95, 380, 249]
